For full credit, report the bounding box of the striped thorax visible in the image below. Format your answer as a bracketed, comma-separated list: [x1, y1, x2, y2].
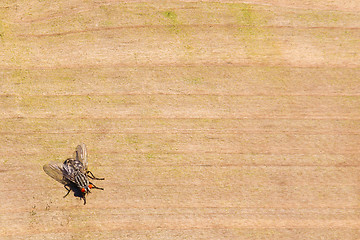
[74, 171, 93, 193]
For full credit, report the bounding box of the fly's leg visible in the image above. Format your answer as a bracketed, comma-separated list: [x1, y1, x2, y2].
[63, 184, 71, 198]
[83, 196, 86, 205]
[89, 181, 104, 190]
[86, 171, 105, 180]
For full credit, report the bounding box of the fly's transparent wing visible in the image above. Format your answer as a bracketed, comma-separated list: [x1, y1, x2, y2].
[43, 162, 67, 185]
[74, 143, 88, 171]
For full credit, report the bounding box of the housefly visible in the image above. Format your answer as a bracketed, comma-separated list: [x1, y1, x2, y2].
[43, 143, 104, 205]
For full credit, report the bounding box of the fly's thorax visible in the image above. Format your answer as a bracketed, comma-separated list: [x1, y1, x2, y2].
[74, 171, 91, 193]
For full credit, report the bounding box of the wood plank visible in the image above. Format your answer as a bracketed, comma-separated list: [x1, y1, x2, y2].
[1, 95, 360, 119]
[0, 1, 359, 239]
[1, 67, 360, 96]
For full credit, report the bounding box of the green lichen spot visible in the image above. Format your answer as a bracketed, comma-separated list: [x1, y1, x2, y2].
[161, 10, 181, 34]
[228, 3, 280, 60]
[0, 20, 4, 40]
[228, 3, 264, 26]
[185, 77, 203, 85]
[162, 11, 178, 23]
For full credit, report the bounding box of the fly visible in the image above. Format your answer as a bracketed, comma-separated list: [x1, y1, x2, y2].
[43, 143, 104, 205]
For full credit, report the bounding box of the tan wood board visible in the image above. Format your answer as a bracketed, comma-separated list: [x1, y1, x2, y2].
[0, 1, 359, 239]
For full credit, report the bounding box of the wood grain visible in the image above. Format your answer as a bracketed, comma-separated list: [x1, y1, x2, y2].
[0, 1, 359, 239]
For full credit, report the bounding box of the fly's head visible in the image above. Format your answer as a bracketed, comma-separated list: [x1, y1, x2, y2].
[80, 184, 93, 194]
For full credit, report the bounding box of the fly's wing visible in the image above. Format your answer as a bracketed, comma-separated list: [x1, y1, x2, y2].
[43, 162, 68, 185]
[74, 143, 88, 171]
[62, 159, 77, 182]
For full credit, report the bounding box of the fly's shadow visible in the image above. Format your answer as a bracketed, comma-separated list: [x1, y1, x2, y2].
[64, 181, 86, 203]
[43, 144, 104, 205]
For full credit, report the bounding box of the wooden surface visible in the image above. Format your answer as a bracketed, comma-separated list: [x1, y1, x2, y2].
[1, 1, 360, 239]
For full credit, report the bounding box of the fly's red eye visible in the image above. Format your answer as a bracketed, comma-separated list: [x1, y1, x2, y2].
[81, 188, 85, 193]
[89, 184, 93, 189]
